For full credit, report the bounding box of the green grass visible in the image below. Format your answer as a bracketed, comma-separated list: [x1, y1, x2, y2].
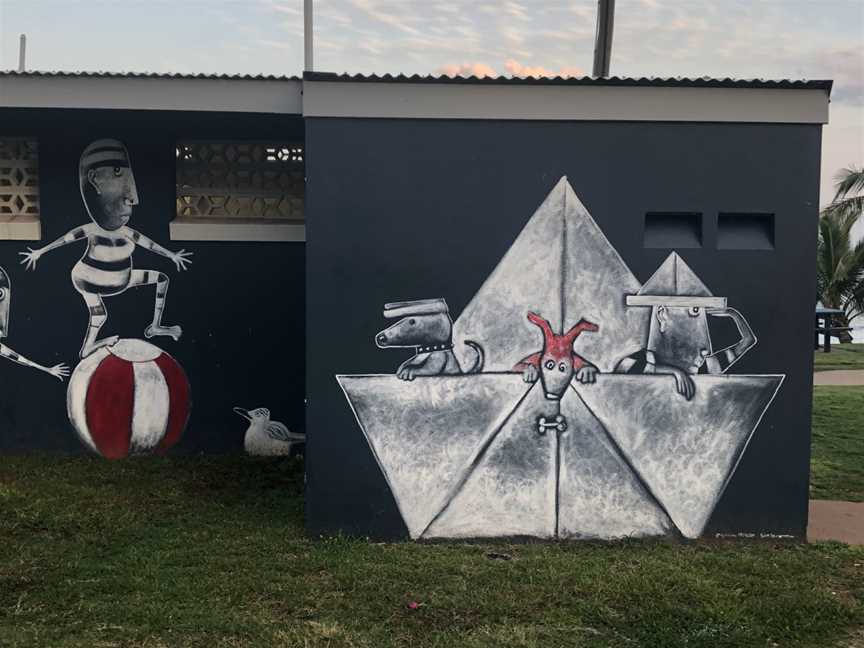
[812, 386, 864, 502]
[814, 344, 864, 372]
[0, 456, 862, 648]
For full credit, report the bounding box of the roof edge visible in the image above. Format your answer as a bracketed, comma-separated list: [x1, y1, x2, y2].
[304, 71, 833, 93]
[1, 70, 300, 82]
[0, 70, 833, 94]
[0, 73, 303, 114]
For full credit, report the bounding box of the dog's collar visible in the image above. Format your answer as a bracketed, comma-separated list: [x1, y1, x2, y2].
[416, 342, 453, 353]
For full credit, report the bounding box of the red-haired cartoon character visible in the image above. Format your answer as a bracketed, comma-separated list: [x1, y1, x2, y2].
[513, 311, 599, 400]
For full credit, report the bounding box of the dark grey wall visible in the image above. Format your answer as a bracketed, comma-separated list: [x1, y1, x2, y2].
[306, 117, 821, 539]
[0, 108, 305, 454]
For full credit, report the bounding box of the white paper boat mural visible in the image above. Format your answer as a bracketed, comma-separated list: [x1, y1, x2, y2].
[337, 177, 783, 540]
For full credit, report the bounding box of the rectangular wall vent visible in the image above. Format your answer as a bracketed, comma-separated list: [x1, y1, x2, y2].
[718, 212, 775, 250]
[0, 137, 41, 239]
[172, 140, 306, 241]
[0, 138, 39, 216]
[643, 212, 702, 248]
[175, 140, 304, 221]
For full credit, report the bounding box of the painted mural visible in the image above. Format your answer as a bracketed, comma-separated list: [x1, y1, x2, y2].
[234, 407, 305, 456]
[337, 177, 784, 541]
[68, 339, 190, 459]
[0, 266, 69, 381]
[17, 139, 193, 458]
[375, 298, 483, 379]
[20, 139, 192, 359]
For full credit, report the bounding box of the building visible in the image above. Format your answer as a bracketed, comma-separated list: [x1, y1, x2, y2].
[0, 70, 831, 540]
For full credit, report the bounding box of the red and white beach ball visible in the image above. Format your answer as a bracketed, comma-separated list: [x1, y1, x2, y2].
[67, 339, 191, 459]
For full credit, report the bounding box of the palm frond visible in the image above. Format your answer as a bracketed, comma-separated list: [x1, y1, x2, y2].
[823, 195, 864, 223]
[834, 166, 864, 201]
[817, 198, 864, 311]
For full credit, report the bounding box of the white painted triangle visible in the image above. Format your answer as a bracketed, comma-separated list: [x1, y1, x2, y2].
[423, 382, 558, 539]
[557, 387, 672, 539]
[638, 251, 712, 298]
[337, 374, 529, 539]
[453, 177, 567, 371]
[454, 176, 649, 374]
[671, 252, 713, 297]
[560, 181, 649, 371]
[576, 374, 784, 538]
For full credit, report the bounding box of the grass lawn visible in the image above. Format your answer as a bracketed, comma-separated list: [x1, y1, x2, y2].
[0, 456, 862, 648]
[814, 343, 864, 372]
[812, 386, 864, 502]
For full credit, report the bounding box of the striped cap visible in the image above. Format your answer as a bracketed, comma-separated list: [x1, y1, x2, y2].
[79, 139, 130, 184]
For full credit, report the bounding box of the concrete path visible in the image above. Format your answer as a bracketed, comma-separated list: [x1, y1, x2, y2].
[808, 500, 864, 544]
[813, 370, 864, 386]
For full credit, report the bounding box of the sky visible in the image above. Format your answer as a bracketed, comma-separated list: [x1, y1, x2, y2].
[0, 0, 862, 205]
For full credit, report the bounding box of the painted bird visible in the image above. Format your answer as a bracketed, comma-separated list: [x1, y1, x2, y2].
[233, 407, 305, 456]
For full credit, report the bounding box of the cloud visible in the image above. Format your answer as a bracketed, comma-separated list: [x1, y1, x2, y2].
[436, 59, 586, 79]
[253, 0, 861, 113]
[349, 0, 422, 36]
[571, 4, 595, 21]
[668, 16, 708, 32]
[357, 38, 389, 56]
[505, 59, 585, 78]
[816, 46, 864, 105]
[318, 9, 353, 26]
[502, 2, 530, 22]
[259, 0, 300, 17]
[434, 3, 462, 14]
[437, 62, 499, 78]
[500, 25, 527, 46]
[258, 39, 296, 51]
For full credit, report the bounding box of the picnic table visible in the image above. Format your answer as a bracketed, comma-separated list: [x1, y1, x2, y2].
[815, 303, 849, 353]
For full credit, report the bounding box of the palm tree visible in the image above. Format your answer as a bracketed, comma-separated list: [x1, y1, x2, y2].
[817, 166, 864, 343]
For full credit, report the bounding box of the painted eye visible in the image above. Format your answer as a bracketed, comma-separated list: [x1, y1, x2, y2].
[408, 318, 416, 325]
[559, 363, 566, 372]
[0, 289, 6, 301]
[689, 306, 700, 316]
[545, 360, 555, 370]
[113, 167, 122, 177]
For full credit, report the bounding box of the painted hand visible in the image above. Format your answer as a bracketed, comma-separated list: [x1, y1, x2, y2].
[170, 249, 194, 271]
[18, 247, 43, 271]
[522, 365, 539, 383]
[575, 365, 598, 384]
[46, 363, 71, 381]
[670, 368, 695, 400]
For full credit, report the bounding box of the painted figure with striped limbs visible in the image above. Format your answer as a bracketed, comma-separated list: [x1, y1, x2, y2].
[19, 139, 193, 358]
[615, 252, 756, 400]
[0, 266, 69, 380]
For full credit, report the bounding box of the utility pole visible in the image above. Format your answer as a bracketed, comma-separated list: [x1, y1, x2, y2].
[304, 0, 313, 71]
[592, 0, 615, 78]
[18, 34, 26, 72]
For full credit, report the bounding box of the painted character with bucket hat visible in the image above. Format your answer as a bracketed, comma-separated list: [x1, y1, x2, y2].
[614, 252, 756, 400]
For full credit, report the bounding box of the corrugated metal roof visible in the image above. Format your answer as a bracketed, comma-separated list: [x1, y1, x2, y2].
[304, 71, 833, 92]
[1, 70, 299, 81]
[1, 70, 832, 92]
